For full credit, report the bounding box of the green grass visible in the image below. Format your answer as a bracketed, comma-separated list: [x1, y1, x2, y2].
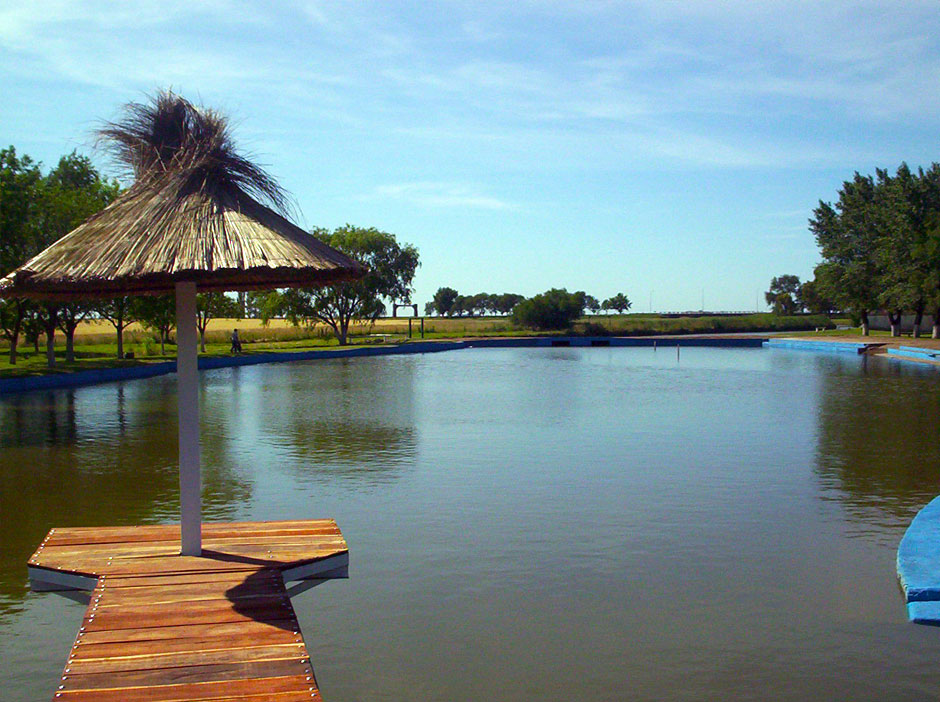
[574, 312, 834, 336]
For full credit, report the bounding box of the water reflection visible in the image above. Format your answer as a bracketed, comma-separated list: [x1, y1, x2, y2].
[202, 358, 418, 485]
[814, 361, 940, 540]
[0, 378, 253, 619]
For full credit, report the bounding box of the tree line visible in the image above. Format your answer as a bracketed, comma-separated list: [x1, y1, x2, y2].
[0, 148, 249, 365]
[1, 146, 421, 362]
[251, 225, 419, 345]
[424, 288, 524, 317]
[425, 286, 632, 323]
[771, 163, 940, 337]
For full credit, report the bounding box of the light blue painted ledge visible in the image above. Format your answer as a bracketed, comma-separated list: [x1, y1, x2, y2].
[898, 495, 940, 625]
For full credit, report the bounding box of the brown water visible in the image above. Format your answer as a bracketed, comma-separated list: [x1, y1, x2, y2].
[1, 347, 939, 701]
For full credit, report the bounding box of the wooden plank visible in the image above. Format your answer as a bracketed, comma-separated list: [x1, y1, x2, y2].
[95, 581, 284, 607]
[81, 600, 295, 632]
[82, 558, 269, 576]
[60, 658, 312, 690]
[73, 632, 305, 660]
[67, 643, 309, 674]
[85, 592, 290, 618]
[43, 531, 344, 553]
[55, 692, 322, 702]
[76, 619, 301, 645]
[47, 520, 339, 544]
[55, 675, 320, 701]
[101, 571, 282, 589]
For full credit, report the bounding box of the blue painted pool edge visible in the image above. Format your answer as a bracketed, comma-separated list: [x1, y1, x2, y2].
[897, 495, 940, 623]
[468, 336, 767, 348]
[0, 336, 767, 395]
[763, 338, 874, 354]
[887, 347, 940, 363]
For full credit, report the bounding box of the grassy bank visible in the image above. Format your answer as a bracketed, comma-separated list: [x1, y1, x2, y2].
[0, 312, 833, 379]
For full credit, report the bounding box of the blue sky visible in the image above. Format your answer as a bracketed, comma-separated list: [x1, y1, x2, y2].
[2, 1, 939, 311]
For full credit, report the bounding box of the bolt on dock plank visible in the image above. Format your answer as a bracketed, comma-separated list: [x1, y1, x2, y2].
[27, 520, 349, 701]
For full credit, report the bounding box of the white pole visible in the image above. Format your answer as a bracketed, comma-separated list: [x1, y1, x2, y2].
[176, 282, 201, 556]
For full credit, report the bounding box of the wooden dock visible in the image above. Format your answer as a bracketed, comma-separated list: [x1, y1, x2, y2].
[27, 520, 349, 702]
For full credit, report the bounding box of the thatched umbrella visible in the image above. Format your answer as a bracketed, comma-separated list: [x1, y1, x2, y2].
[0, 92, 363, 556]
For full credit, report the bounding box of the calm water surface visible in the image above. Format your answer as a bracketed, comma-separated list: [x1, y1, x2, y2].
[1, 347, 939, 701]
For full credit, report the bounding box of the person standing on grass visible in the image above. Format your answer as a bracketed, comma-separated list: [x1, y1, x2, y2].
[230, 328, 242, 354]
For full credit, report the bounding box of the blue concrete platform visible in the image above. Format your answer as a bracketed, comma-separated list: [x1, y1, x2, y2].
[763, 338, 873, 354]
[897, 495, 940, 623]
[887, 346, 940, 363]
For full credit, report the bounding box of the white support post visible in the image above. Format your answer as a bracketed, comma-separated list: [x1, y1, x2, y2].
[176, 282, 201, 556]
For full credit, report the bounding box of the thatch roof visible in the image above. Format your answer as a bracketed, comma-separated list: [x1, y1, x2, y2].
[0, 92, 363, 300]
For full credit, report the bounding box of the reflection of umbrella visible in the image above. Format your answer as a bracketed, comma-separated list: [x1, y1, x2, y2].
[0, 92, 362, 555]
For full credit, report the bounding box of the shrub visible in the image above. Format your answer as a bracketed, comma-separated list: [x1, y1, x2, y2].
[511, 289, 585, 330]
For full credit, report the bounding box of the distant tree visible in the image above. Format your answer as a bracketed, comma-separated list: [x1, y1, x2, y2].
[245, 291, 269, 319]
[135, 294, 176, 355]
[424, 301, 437, 316]
[512, 288, 585, 330]
[97, 296, 137, 359]
[196, 292, 243, 352]
[764, 275, 802, 315]
[432, 287, 459, 317]
[265, 225, 419, 345]
[799, 276, 837, 317]
[584, 294, 601, 315]
[57, 303, 91, 362]
[494, 293, 524, 315]
[602, 293, 632, 315]
[38, 303, 59, 367]
[468, 292, 489, 316]
[451, 295, 468, 317]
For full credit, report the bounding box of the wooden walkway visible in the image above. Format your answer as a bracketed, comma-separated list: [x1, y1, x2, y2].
[28, 520, 349, 702]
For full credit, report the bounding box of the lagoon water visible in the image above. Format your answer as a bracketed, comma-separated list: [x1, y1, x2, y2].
[1, 346, 939, 701]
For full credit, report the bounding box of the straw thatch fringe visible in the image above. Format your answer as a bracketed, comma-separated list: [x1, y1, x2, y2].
[98, 90, 290, 215]
[0, 91, 362, 299]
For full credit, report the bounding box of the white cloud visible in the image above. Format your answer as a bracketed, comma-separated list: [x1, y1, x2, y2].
[373, 182, 513, 210]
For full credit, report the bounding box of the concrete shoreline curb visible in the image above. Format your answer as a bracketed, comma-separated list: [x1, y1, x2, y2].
[0, 341, 467, 395]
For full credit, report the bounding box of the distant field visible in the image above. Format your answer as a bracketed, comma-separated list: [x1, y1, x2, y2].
[21, 312, 840, 347]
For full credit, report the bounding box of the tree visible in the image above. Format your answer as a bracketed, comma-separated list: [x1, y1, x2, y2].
[602, 293, 632, 315]
[584, 295, 601, 315]
[424, 301, 437, 316]
[0, 147, 43, 364]
[432, 287, 459, 317]
[269, 225, 419, 345]
[919, 165, 940, 338]
[38, 303, 59, 367]
[36, 153, 120, 365]
[57, 303, 91, 362]
[876, 164, 940, 338]
[764, 275, 802, 314]
[451, 295, 469, 317]
[196, 292, 242, 352]
[512, 288, 585, 330]
[799, 276, 838, 316]
[494, 293, 524, 315]
[468, 292, 489, 317]
[0, 151, 120, 366]
[135, 294, 176, 355]
[97, 296, 138, 359]
[810, 174, 882, 335]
